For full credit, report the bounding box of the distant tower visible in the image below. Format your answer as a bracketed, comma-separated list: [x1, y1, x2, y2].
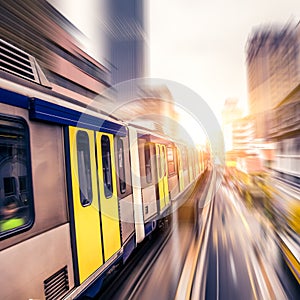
[107, 0, 148, 85]
[222, 98, 243, 126]
[232, 116, 255, 152]
[221, 98, 243, 151]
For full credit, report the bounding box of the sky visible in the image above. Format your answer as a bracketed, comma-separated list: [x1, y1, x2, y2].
[149, 0, 300, 121]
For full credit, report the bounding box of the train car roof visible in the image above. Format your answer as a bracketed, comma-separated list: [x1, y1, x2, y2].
[129, 121, 198, 148]
[0, 39, 207, 146]
[0, 72, 127, 136]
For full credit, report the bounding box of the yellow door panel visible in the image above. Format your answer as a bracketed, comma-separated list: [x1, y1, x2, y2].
[177, 148, 184, 191]
[96, 132, 121, 261]
[156, 144, 170, 211]
[69, 126, 103, 284]
[156, 144, 165, 211]
[161, 145, 170, 205]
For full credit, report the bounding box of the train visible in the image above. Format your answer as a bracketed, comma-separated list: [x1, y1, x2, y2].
[0, 39, 209, 299]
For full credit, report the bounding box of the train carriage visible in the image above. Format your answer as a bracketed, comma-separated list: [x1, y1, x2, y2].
[129, 127, 207, 239]
[166, 144, 180, 200]
[0, 82, 138, 299]
[0, 39, 209, 299]
[128, 128, 173, 241]
[0, 86, 76, 299]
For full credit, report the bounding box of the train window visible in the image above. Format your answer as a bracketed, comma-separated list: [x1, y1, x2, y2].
[145, 143, 152, 183]
[0, 116, 33, 237]
[167, 147, 176, 176]
[117, 138, 126, 194]
[3, 177, 16, 196]
[101, 135, 113, 198]
[76, 131, 93, 206]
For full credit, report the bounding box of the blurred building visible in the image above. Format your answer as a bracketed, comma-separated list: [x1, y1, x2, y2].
[246, 22, 300, 138]
[107, 0, 148, 85]
[0, 0, 110, 104]
[47, 0, 148, 86]
[221, 98, 243, 125]
[221, 98, 243, 151]
[1, 0, 148, 105]
[0, 0, 178, 143]
[268, 83, 300, 182]
[224, 115, 256, 167]
[232, 116, 255, 151]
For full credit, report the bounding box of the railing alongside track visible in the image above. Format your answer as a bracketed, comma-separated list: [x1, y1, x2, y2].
[175, 168, 216, 300]
[95, 169, 213, 300]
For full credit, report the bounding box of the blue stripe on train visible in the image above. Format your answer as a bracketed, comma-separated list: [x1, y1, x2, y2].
[0, 88, 28, 108]
[145, 220, 157, 236]
[123, 234, 136, 263]
[0, 88, 127, 136]
[29, 98, 127, 136]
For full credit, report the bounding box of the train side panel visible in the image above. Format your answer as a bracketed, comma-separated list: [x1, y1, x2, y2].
[180, 146, 190, 188]
[129, 128, 145, 243]
[155, 143, 170, 214]
[167, 146, 180, 200]
[0, 102, 74, 299]
[114, 135, 135, 262]
[67, 127, 104, 284]
[138, 139, 158, 221]
[95, 131, 121, 261]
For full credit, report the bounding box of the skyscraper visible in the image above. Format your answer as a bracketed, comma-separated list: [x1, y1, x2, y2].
[107, 0, 148, 85]
[221, 98, 243, 151]
[246, 22, 300, 138]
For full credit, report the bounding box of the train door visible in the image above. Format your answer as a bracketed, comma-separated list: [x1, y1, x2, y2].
[177, 146, 184, 191]
[156, 144, 170, 212]
[161, 145, 170, 207]
[68, 127, 103, 284]
[114, 136, 135, 245]
[96, 132, 121, 261]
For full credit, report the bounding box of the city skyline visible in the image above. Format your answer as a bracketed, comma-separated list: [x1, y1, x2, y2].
[149, 0, 300, 122]
[48, 0, 300, 123]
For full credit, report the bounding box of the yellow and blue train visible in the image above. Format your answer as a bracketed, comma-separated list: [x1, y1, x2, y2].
[0, 39, 209, 299]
